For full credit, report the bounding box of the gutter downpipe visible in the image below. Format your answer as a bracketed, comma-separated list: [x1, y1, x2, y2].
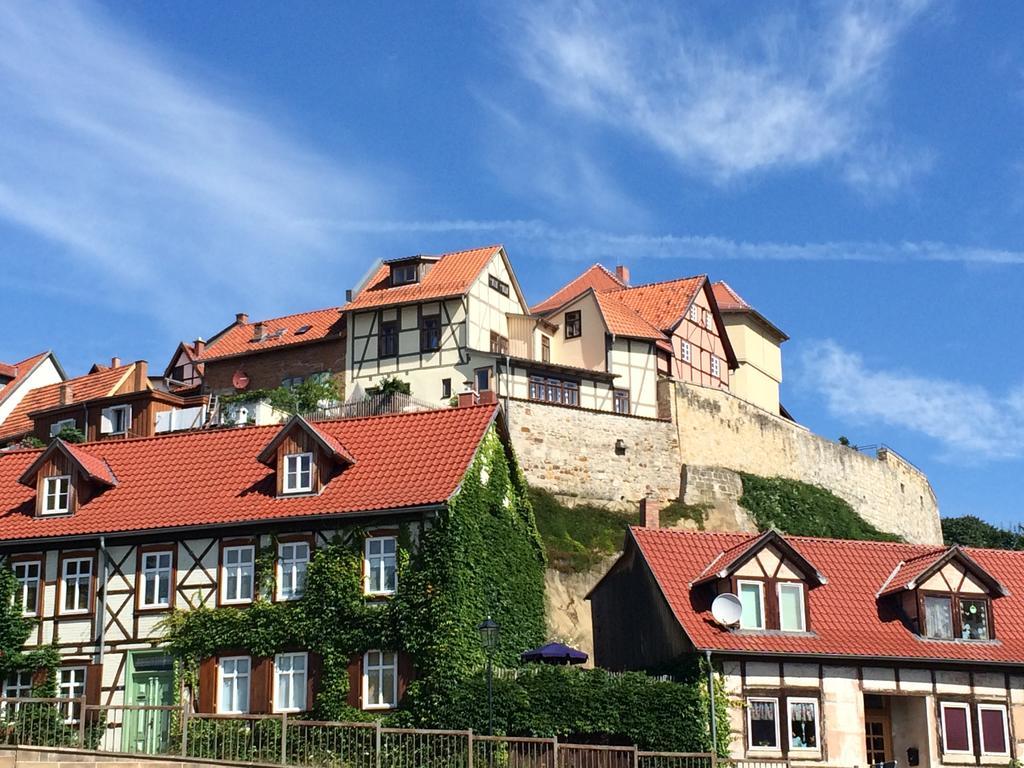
[705, 649, 717, 752]
[504, 353, 511, 416]
[96, 536, 108, 664]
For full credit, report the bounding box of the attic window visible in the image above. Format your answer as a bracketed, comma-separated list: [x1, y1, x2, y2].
[283, 453, 313, 494]
[295, 325, 312, 335]
[924, 594, 991, 640]
[43, 476, 71, 515]
[101, 405, 130, 435]
[391, 264, 419, 286]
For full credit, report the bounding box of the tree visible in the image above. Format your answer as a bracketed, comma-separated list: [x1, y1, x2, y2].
[268, 377, 342, 415]
[942, 516, 1024, 551]
[366, 375, 411, 397]
[56, 425, 87, 444]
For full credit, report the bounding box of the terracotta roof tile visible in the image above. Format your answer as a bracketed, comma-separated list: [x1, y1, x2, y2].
[199, 307, 344, 362]
[608, 277, 706, 332]
[343, 246, 502, 312]
[0, 405, 497, 541]
[0, 365, 136, 442]
[711, 281, 750, 311]
[0, 352, 50, 404]
[531, 264, 625, 315]
[592, 292, 670, 343]
[628, 528, 1024, 664]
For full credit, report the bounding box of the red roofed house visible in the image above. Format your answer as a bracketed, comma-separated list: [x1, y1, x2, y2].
[0, 351, 66, 433]
[589, 518, 1024, 765]
[0, 401, 541, 746]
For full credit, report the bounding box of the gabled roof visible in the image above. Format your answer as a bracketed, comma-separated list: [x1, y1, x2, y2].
[256, 415, 356, 467]
[343, 245, 508, 312]
[0, 352, 60, 405]
[609, 276, 706, 332]
[0, 404, 499, 542]
[530, 264, 626, 315]
[618, 528, 1024, 665]
[0, 364, 138, 442]
[878, 545, 1008, 598]
[712, 281, 789, 342]
[17, 439, 116, 488]
[591, 292, 671, 346]
[162, 340, 201, 378]
[197, 307, 344, 362]
[690, 529, 826, 588]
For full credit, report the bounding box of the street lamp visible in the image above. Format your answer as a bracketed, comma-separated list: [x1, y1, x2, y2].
[477, 617, 500, 735]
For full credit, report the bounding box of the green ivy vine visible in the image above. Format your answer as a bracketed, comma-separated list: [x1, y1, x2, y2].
[0, 564, 60, 695]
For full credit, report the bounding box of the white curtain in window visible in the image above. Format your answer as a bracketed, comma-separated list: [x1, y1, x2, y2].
[925, 596, 953, 638]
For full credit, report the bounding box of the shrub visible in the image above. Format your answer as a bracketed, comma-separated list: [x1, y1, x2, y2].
[942, 516, 1024, 550]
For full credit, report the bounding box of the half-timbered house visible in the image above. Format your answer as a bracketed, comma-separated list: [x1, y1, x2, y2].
[0, 401, 515, 749]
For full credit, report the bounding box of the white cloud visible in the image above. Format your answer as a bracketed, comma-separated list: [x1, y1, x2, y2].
[503, 0, 932, 189]
[802, 340, 1024, 461]
[0, 2, 388, 331]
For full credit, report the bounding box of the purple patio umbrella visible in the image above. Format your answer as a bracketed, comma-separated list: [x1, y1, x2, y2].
[520, 642, 588, 665]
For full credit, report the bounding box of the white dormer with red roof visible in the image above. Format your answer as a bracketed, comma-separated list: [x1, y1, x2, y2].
[256, 415, 355, 497]
[17, 439, 116, 516]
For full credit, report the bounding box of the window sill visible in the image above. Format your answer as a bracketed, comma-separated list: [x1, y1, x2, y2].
[137, 604, 173, 614]
[363, 704, 396, 712]
[220, 599, 254, 607]
[57, 611, 93, 619]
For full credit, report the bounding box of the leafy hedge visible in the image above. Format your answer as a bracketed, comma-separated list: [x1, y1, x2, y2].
[738, 473, 900, 541]
[942, 515, 1024, 550]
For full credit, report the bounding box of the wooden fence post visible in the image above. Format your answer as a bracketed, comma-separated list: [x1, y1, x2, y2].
[280, 712, 288, 765]
[77, 697, 88, 747]
[467, 729, 474, 768]
[375, 721, 382, 768]
[180, 701, 190, 758]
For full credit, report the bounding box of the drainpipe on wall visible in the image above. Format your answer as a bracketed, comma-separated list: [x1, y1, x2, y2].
[705, 649, 717, 752]
[96, 536, 109, 665]
[504, 353, 511, 417]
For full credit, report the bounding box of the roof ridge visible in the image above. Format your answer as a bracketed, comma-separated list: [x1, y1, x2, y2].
[607, 274, 707, 293]
[222, 305, 343, 328]
[436, 244, 502, 258]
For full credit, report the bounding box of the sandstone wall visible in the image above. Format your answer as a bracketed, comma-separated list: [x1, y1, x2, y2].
[667, 382, 942, 544]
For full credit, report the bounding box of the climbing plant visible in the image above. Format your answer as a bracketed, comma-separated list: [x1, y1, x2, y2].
[0, 564, 59, 691]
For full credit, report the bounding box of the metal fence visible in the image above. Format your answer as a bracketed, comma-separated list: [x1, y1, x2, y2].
[302, 392, 443, 422]
[0, 697, 825, 768]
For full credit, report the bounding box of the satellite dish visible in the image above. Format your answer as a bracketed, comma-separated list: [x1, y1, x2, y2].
[711, 593, 743, 628]
[231, 370, 250, 390]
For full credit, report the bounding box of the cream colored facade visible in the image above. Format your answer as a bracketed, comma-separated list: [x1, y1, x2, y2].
[0, 354, 63, 426]
[721, 313, 784, 415]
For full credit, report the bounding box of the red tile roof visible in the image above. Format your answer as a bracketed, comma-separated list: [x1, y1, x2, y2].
[0, 405, 498, 542]
[18, 441, 117, 488]
[0, 365, 137, 442]
[625, 528, 1024, 665]
[198, 307, 344, 362]
[592, 292, 668, 343]
[609, 277, 706, 332]
[343, 246, 503, 312]
[0, 352, 51, 404]
[530, 264, 625, 315]
[711, 281, 788, 341]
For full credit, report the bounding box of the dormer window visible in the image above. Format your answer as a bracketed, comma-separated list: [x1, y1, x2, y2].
[43, 476, 71, 515]
[738, 580, 765, 630]
[283, 453, 313, 494]
[778, 582, 806, 632]
[924, 594, 991, 640]
[391, 264, 419, 285]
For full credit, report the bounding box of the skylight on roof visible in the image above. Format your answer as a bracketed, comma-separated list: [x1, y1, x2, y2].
[295, 325, 312, 335]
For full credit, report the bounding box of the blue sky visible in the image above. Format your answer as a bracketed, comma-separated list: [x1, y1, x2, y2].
[1, 1, 1022, 527]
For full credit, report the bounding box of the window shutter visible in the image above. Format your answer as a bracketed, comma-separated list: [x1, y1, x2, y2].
[31, 667, 49, 690]
[397, 653, 415, 703]
[84, 662, 103, 723]
[249, 657, 272, 714]
[306, 653, 322, 714]
[346, 655, 362, 709]
[197, 657, 217, 713]
[100, 408, 115, 434]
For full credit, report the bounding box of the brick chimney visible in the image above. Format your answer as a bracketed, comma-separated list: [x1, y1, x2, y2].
[235, 312, 249, 324]
[132, 360, 148, 390]
[615, 265, 630, 285]
[59, 382, 73, 405]
[252, 322, 265, 342]
[458, 390, 479, 408]
[639, 497, 662, 529]
[478, 390, 498, 405]
[193, 338, 205, 357]
[111, 356, 121, 368]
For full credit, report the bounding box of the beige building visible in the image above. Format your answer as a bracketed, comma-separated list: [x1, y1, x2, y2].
[590, 524, 1024, 766]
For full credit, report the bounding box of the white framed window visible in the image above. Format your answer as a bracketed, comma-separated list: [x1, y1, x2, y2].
[284, 453, 313, 493]
[61, 557, 92, 614]
[939, 701, 973, 755]
[2, 670, 33, 719]
[13, 561, 41, 616]
[277, 542, 310, 601]
[273, 652, 308, 712]
[49, 418, 76, 438]
[738, 580, 765, 630]
[218, 656, 251, 714]
[689, 304, 700, 322]
[140, 551, 173, 608]
[704, 310, 713, 329]
[978, 703, 1010, 757]
[221, 545, 255, 604]
[364, 537, 397, 596]
[710, 355, 721, 378]
[788, 698, 819, 750]
[747, 697, 780, 750]
[100, 404, 131, 435]
[43, 476, 71, 515]
[680, 340, 691, 363]
[362, 650, 398, 710]
[59, 667, 86, 723]
[777, 583, 806, 632]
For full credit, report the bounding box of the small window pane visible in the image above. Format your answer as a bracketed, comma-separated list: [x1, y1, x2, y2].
[749, 699, 778, 748]
[789, 700, 818, 749]
[739, 583, 763, 629]
[779, 584, 805, 632]
[960, 599, 990, 640]
[925, 595, 954, 639]
[942, 704, 971, 752]
[980, 706, 1007, 755]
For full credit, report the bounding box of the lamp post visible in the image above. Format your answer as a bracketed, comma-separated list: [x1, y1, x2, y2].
[477, 617, 500, 736]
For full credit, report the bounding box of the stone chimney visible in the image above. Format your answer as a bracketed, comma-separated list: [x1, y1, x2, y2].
[615, 265, 630, 285]
[193, 338, 205, 357]
[235, 312, 249, 325]
[59, 382, 73, 406]
[252, 322, 265, 342]
[639, 497, 662, 529]
[111, 356, 121, 368]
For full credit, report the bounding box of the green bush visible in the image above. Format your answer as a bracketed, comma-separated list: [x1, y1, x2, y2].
[738, 473, 900, 541]
[942, 516, 1024, 550]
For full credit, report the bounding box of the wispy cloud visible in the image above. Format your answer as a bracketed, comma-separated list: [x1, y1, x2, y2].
[500, 0, 932, 190]
[802, 340, 1024, 461]
[0, 2, 388, 331]
[318, 218, 1024, 265]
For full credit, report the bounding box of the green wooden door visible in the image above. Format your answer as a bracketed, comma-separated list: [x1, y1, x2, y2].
[124, 654, 174, 755]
